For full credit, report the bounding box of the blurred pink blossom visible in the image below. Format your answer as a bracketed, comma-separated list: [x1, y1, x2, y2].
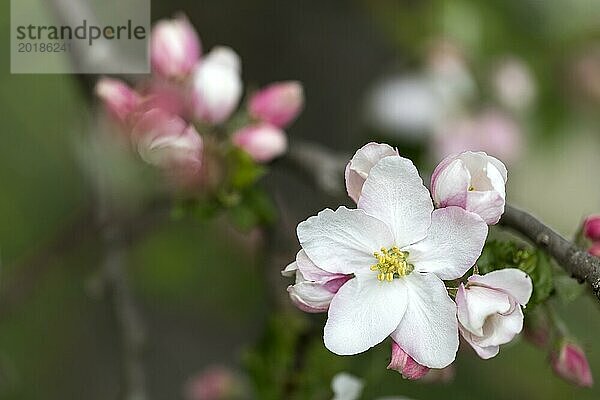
[551, 340, 593, 387]
[95, 77, 140, 125]
[151, 15, 201, 79]
[248, 81, 304, 128]
[184, 367, 240, 400]
[433, 110, 523, 164]
[492, 57, 536, 111]
[232, 123, 288, 163]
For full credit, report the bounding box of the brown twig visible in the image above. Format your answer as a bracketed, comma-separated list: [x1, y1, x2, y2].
[499, 204, 600, 300]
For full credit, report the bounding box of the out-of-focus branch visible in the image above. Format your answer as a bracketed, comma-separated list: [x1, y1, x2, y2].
[101, 224, 148, 400]
[0, 200, 170, 319]
[499, 205, 600, 300]
[285, 141, 349, 198]
[285, 141, 600, 300]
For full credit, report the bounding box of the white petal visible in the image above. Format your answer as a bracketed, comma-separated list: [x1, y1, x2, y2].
[476, 305, 524, 347]
[358, 156, 433, 247]
[297, 207, 393, 275]
[331, 372, 364, 400]
[281, 260, 298, 277]
[459, 325, 499, 360]
[406, 207, 488, 280]
[457, 285, 511, 336]
[431, 158, 470, 208]
[345, 143, 397, 203]
[468, 269, 533, 305]
[296, 250, 340, 283]
[466, 190, 505, 225]
[391, 273, 458, 368]
[324, 276, 407, 355]
[487, 155, 508, 183]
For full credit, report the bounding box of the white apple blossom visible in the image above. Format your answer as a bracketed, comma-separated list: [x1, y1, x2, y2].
[293, 149, 488, 368]
[344, 142, 398, 203]
[431, 151, 508, 224]
[457, 269, 532, 359]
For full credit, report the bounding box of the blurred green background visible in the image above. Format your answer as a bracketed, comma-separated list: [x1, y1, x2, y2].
[1, 0, 600, 399]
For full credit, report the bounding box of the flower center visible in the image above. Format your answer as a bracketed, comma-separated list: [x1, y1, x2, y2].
[370, 246, 414, 281]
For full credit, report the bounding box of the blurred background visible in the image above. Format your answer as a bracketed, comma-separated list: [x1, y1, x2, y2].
[1, 0, 600, 399]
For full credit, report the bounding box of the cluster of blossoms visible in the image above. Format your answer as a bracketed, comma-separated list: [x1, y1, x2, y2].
[95, 15, 303, 190]
[584, 215, 600, 257]
[365, 39, 532, 165]
[283, 142, 533, 378]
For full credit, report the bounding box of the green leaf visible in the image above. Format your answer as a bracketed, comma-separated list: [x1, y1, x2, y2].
[476, 240, 554, 307]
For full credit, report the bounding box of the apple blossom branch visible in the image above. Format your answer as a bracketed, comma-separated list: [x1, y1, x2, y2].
[499, 205, 600, 300]
[287, 140, 600, 301]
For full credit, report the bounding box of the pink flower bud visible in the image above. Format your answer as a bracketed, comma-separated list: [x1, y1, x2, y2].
[184, 366, 241, 400]
[138, 80, 188, 119]
[95, 78, 140, 124]
[551, 340, 593, 387]
[151, 15, 201, 79]
[191, 46, 242, 124]
[132, 109, 203, 187]
[583, 215, 600, 242]
[387, 340, 429, 380]
[248, 81, 304, 128]
[431, 151, 508, 224]
[231, 123, 287, 163]
[589, 242, 600, 257]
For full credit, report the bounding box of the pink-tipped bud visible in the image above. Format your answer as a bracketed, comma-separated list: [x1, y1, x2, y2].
[151, 15, 201, 79]
[248, 81, 304, 128]
[387, 340, 429, 380]
[132, 109, 203, 187]
[95, 78, 140, 124]
[231, 123, 287, 163]
[191, 47, 243, 124]
[589, 242, 600, 257]
[551, 340, 593, 387]
[583, 215, 600, 242]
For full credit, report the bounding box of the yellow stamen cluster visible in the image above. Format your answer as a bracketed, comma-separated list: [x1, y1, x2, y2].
[370, 246, 414, 281]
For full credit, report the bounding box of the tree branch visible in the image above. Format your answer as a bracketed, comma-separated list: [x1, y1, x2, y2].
[284, 141, 600, 300]
[101, 224, 148, 400]
[499, 205, 600, 300]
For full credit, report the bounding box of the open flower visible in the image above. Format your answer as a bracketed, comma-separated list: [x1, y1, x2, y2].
[344, 142, 398, 203]
[457, 269, 532, 359]
[293, 150, 488, 368]
[431, 151, 508, 224]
